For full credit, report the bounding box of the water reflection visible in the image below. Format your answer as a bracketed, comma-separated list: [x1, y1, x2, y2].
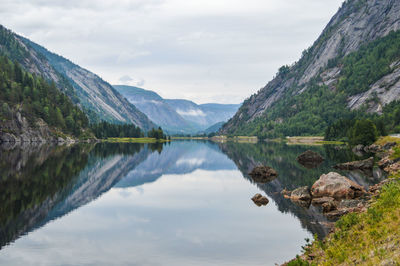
[0, 140, 384, 265]
[217, 141, 384, 238]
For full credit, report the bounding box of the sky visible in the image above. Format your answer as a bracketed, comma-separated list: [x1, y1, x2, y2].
[0, 0, 344, 104]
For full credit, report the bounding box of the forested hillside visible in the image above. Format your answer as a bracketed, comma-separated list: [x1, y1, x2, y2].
[0, 25, 155, 130]
[0, 55, 89, 138]
[221, 0, 400, 138]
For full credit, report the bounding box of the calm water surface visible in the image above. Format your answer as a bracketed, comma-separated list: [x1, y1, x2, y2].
[0, 141, 383, 265]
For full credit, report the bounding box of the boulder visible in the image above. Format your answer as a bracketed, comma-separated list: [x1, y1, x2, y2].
[311, 172, 366, 200]
[249, 166, 278, 183]
[311, 196, 335, 205]
[251, 193, 269, 207]
[290, 186, 311, 201]
[296, 150, 324, 169]
[334, 157, 374, 170]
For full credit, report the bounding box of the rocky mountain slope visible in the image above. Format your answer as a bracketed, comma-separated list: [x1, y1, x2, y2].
[114, 85, 240, 134]
[0, 25, 154, 130]
[221, 0, 400, 137]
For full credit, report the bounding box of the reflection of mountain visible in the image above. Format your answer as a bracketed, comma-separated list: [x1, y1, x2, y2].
[0, 144, 92, 249]
[0, 143, 150, 249]
[116, 141, 236, 188]
[0, 140, 384, 249]
[217, 141, 383, 239]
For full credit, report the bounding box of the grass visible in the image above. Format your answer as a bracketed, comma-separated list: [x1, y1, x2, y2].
[375, 136, 400, 146]
[290, 173, 400, 265]
[391, 146, 400, 160]
[103, 137, 170, 143]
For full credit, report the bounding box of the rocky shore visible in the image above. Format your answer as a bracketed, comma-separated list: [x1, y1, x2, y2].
[283, 138, 400, 265]
[0, 111, 95, 147]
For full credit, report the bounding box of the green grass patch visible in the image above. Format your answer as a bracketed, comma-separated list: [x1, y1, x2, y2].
[103, 137, 169, 143]
[300, 178, 400, 265]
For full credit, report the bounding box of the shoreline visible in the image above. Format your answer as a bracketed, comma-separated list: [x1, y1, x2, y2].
[284, 137, 400, 265]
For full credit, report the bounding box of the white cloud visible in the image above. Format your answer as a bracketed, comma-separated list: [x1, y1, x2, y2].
[0, 0, 344, 104]
[176, 108, 206, 117]
[118, 75, 145, 87]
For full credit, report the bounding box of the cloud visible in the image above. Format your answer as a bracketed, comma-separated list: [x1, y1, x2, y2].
[118, 75, 145, 87]
[0, 0, 344, 104]
[176, 109, 206, 117]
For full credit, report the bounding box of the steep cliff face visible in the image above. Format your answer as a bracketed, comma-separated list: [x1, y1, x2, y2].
[221, 0, 400, 135]
[0, 25, 155, 130]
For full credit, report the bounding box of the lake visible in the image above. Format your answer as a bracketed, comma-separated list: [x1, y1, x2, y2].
[0, 140, 383, 265]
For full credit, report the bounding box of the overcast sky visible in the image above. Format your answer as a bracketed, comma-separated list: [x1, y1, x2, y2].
[1, 0, 344, 104]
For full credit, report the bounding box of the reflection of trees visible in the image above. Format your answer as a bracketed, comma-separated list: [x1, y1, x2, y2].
[0, 144, 92, 248]
[217, 141, 377, 239]
[0, 142, 157, 249]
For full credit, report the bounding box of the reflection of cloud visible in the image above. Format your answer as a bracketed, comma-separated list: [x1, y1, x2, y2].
[118, 75, 145, 87]
[176, 108, 206, 117]
[135, 186, 144, 194]
[118, 189, 132, 198]
[176, 158, 205, 167]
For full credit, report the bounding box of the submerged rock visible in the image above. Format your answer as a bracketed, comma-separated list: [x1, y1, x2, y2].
[296, 150, 324, 169]
[249, 166, 278, 183]
[334, 157, 374, 170]
[311, 172, 366, 200]
[251, 193, 269, 207]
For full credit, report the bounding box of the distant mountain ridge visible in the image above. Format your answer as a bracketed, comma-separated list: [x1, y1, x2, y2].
[114, 85, 241, 134]
[0, 25, 155, 130]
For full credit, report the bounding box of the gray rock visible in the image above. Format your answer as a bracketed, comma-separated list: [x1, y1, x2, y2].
[311, 172, 366, 200]
[334, 157, 374, 170]
[383, 142, 397, 150]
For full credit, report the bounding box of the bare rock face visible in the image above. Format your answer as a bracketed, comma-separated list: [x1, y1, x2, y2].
[334, 157, 374, 170]
[0, 111, 56, 144]
[249, 166, 278, 183]
[311, 172, 366, 200]
[251, 194, 269, 207]
[297, 150, 324, 169]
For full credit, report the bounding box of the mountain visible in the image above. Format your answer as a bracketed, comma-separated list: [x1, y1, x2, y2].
[0, 25, 154, 130]
[113, 85, 195, 133]
[202, 122, 225, 135]
[114, 85, 241, 134]
[221, 0, 400, 137]
[166, 100, 240, 128]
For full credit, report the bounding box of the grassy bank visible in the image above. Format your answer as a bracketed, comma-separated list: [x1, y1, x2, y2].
[103, 137, 170, 143]
[287, 136, 400, 265]
[288, 175, 400, 266]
